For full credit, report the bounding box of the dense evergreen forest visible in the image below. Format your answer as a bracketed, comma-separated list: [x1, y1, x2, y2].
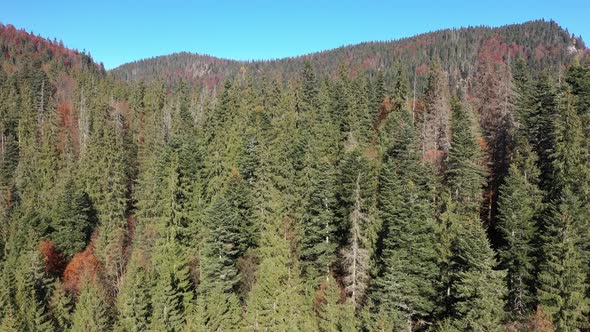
[1, 20, 590, 331]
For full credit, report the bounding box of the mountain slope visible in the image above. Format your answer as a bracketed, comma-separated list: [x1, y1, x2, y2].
[0, 23, 104, 74]
[111, 19, 585, 89]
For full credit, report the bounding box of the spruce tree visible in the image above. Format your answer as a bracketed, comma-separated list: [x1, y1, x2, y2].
[442, 98, 506, 329]
[537, 88, 590, 330]
[114, 253, 151, 332]
[445, 98, 487, 215]
[197, 171, 250, 330]
[497, 137, 543, 316]
[243, 177, 311, 331]
[243, 91, 313, 331]
[421, 58, 451, 167]
[369, 108, 439, 329]
[392, 62, 410, 111]
[79, 98, 129, 291]
[50, 177, 95, 259]
[13, 249, 54, 331]
[150, 239, 194, 332]
[69, 276, 111, 332]
[525, 75, 557, 192]
[447, 216, 506, 331]
[315, 275, 356, 332]
[50, 280, 73, 331]
[537, 188, 588, 331]
[299, 82, 340, 289]
[194, 285, 241, 332]
[0, 311, 20, 332]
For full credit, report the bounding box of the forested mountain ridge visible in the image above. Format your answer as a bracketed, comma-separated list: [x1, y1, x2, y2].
[111, 19, 586, 89]
[1, 19, 590, 331]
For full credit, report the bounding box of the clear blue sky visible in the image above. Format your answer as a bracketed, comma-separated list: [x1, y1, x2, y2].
[2, 0, 588, 69]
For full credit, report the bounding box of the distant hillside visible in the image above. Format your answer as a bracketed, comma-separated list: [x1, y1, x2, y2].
[111, 20, 585, 89]
[0, 23, 104, 74]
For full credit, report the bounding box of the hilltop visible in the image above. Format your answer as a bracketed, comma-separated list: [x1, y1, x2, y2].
[111, 19, 585, 89]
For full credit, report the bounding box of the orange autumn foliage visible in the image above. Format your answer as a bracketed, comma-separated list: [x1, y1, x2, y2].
[312, 280, 330, 315]
[38, 239, 65, 276]
[529, 306, 555, 332]
[423, 148, 445, 167]
[477, 137, 489, 153]
[63, 242, 100, 292]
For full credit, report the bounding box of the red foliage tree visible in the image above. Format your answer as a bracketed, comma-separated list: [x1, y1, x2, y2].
[38, 239, 66, 276]
[62, 242, 100, 292]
